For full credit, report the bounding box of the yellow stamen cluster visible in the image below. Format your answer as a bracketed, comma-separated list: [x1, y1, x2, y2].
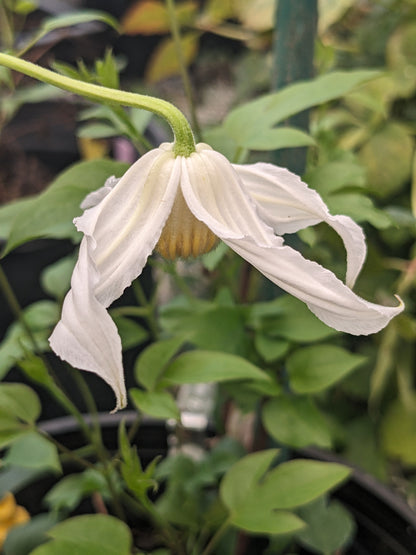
[0, 493, 30, 549]
[156, 190, 219, 260]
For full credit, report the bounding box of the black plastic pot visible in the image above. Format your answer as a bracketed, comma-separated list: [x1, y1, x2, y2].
[12, 413, 415, 554]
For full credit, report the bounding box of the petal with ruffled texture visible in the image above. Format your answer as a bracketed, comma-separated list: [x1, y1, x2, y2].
[236, 163, 366, 287]
[181, 144, 274, 247]
[49, 239, 126, 411]
[225, 234, 403, 335]
[76, 145, 180, 307]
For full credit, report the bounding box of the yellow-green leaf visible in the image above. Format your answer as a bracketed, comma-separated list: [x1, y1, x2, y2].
[146, 32, 199, 83]
[121, 0, 197, 35]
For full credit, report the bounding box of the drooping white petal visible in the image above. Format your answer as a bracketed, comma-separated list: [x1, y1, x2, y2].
[235, 163, 366, 287]
[76, 145, 180, 307]
[181, 144, 274, 247]
[225, 234, 403, 335]
[49, 239, 126, 411]
[81, 176, 120, 210]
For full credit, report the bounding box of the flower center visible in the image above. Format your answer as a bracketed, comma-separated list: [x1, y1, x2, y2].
[156, 189, 219, 260]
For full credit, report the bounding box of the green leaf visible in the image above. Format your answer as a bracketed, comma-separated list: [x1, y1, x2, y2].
[45, 470, 108, 513]
[4, 513, 59, 555]
[111, 315, 149, 350]
[262, 397, 332, 448]
[134, 337, 185, 391]
[254, 333, 289, 362]
[130, 389, 180, 420]
[161, 350, 271, 385]
[160, 302, 248, 356]
[223, 454, 350, 518]
[249, 296, 338, 343]
[5, 432, 62, 473]
[220, 450, 307, 534]
[238, 127, 315, 151]
[296, 497, 356, 555]
[326, 191, 392, 228]
[381, 397, 416, 466]
[41, 10, 119, 35]
[119, 420, 159, 502]
[30, 515, 132, 555]
[359, 121, 413, 198]
[287, 345, 366, 394]
[41, 255, 76, 300]
[0, 383, 41, 424]
[224, 70, 380, 149]
[2, 159, 128, 255]
[0, 301, 59, 378]
[0, 465, 46, 497]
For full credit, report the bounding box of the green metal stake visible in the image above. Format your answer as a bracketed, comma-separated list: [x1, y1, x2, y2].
[272, 0, 318, 175]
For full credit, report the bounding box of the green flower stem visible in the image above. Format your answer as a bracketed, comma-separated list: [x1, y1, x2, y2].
[200, 517, 232, 555]
[0, 52, 196, 156]
[165, 0, 202, 142]
[122, 492, 187, 555]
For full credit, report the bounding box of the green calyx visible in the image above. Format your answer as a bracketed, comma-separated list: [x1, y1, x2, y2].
[0, 52, 196, 157]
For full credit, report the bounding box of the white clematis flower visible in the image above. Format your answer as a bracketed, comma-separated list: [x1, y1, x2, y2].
[49, 142, 403, 411]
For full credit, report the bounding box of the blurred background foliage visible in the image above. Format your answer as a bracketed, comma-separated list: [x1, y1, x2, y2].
[1, 0, 416, 524]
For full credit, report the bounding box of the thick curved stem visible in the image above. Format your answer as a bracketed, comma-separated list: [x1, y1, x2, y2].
[0, 52, 196, 156]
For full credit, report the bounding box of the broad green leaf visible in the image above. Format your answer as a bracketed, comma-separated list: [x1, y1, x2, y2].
[262, 397, 332, 448]
[77, 123, 119, 139]
[160, 303, 248, 356]
[0, 197, 35, 240]
[296, 497, 356, 554]
[0, 383, 41, 424]
[221, 450, 278, 512]
[0, 465, 46, 497]
[286, 345, 366, 394]
[2, 160, 128, 255]
[0, 427, 29, 449]
[121, 0, 197, 35]
[249, 296, 338, 343]
[30, 515, 132, 555]
[254, 333, 289, 362]
[305, 158, 366, 196]
[45, 470, 108, 512]
[161, 350, 271, 385]
[381, 397, 416, 466]
[41, 255, 75, 300]
[134, 337, 185, 391]
[224, 70, 380, 149]
[221, 450, 349, 534]
[130, 389, 180, 420]
[111, 315, 149, 350]
[5, 432, 61, 473]
[238, 127, 315, 151]
[0, 301, 59, 378]
[4, 513, 59, 555]
[41, 10, 119, 34]
[146, 33, 199, 83]
[359, 122, 413, 198]
[326, 191, 392, 228]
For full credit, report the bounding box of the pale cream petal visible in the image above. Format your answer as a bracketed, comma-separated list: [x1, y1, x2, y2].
[81, 176, 120, 210]
[225, 235, 403, 335]
[49, 239, 126, 411]
[181, 144, 274, 247]
[236, 163, 366, 287]
[76, 145, 180, 307]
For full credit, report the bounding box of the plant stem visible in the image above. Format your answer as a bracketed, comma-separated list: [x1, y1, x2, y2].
[0, 52, 196, 156]
[0, 264, 38, 351]
[200, 518, 231, 555]
[165, 0, 202, 142]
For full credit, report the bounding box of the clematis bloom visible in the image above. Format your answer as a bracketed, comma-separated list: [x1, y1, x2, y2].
[49, 143, 403, 410]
